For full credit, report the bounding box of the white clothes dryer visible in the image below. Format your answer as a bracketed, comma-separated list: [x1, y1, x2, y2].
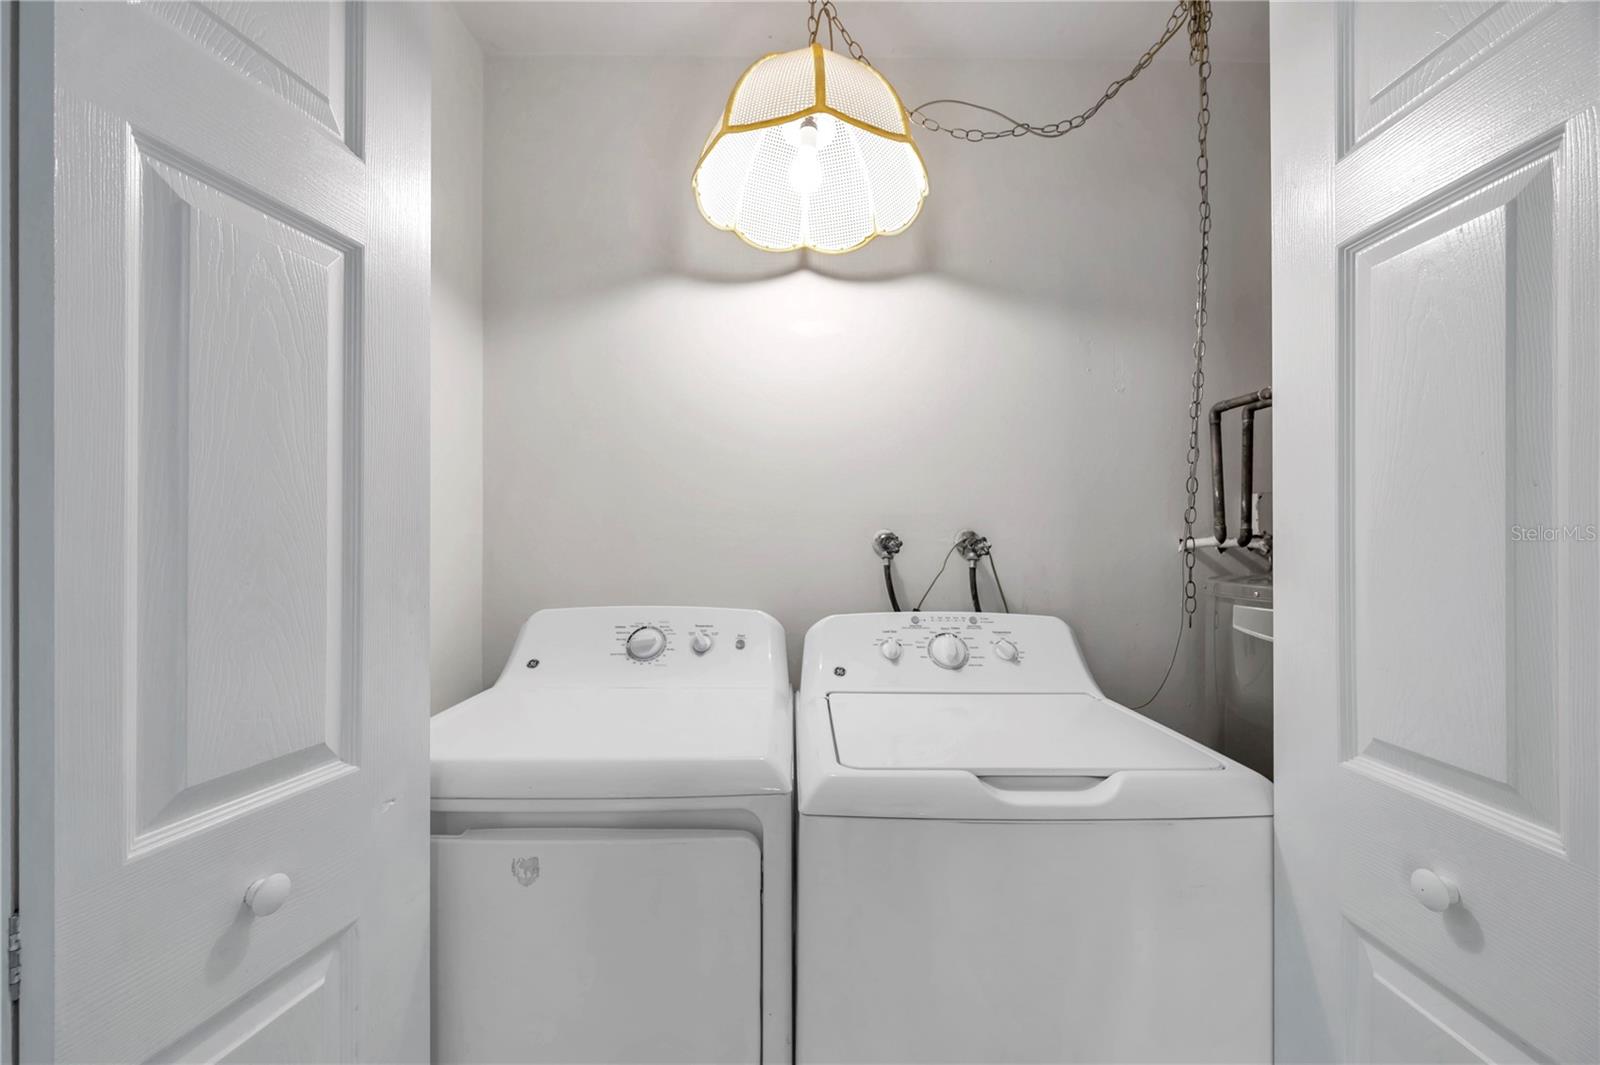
[431, 607, 792, 1064]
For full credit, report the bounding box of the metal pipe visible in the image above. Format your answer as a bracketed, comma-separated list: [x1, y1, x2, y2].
[1178, 533, 1272, 557]
[1207, 388, 1272, 550]
[1238, 397, 1272, 547]
[1209, 409, 1227, 545]
[873, 530, 905, 611]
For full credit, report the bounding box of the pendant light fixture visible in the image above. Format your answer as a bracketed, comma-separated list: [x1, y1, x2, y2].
[691, 3, 929, 254]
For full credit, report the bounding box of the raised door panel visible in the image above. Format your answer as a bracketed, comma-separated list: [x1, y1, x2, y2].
[1344, 147, 1558, 839]
[132, 134, 360, 850]
[1340, 2, 1554, 150]
[1345, 929, 1536, 1064]
[144, 1, 354, 144]
[150, 934, 355, 1064]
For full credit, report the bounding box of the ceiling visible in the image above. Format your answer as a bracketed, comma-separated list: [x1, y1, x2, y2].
[454, 1, 1268, 63]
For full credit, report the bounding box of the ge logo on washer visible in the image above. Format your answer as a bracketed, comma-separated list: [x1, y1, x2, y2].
[510, 857, 540, 886]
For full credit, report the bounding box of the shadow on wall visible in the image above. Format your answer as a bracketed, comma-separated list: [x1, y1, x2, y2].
[558, 182, 1194, 327]
[548, 182, 1194, 321]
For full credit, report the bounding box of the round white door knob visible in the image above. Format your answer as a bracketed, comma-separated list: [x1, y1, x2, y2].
[994, 638, 1019, 662]
[244, 873, 292, 917]
[880, 638, 903, 662]
[928, 632, 969, 670]
[690, 631, 713, 655]
[1409, 868, 1459, 912]
[625, 626, 667, 661]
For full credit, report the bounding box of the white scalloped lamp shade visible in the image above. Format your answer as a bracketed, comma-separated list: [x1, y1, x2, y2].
[692, 43, 930, 254]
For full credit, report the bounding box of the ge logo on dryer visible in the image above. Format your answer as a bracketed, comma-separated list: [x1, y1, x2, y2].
[511, 857, 540, 886]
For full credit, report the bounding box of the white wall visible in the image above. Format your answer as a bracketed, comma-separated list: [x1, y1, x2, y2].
[480, 48, 1270, 739]
[431, 3, 485, 712]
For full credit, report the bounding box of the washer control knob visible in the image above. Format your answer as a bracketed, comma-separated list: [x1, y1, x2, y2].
[994, 638, 1019, 662]
[928, 632, 969, 670]
[690, 631, 714, 655]
[625, 626, 667, 661]
[880, 638, 903, 662]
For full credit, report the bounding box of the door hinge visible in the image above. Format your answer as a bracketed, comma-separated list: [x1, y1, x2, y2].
[8, 911, 19, 1001]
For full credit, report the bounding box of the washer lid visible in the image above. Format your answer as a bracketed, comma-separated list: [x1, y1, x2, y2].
[431, 686, 792, 800]
[829, 692, 1221, 775]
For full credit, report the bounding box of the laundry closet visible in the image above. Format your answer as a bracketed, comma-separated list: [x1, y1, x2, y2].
[430, 4, 1284, 1060]
[7, 2, 1597, 1063]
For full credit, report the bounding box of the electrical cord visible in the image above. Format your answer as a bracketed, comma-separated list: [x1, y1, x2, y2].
[987, 551, 1011, 613]
[1129, 554, 1188, 710]
[968, 562, 983, 612]
[882, 561, 902, 612]
[913, 543, 960, 611]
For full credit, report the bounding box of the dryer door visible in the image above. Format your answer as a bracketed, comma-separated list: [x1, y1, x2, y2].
[433, 828, 761, 1064]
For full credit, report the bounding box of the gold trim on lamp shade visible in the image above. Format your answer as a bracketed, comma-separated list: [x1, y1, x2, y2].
[692, 43, 931, 254]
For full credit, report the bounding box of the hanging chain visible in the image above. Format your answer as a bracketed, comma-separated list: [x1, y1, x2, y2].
[891, 0, 1216, 624]
[807, 1, 869, 64]
[803, 0, 1215, 625]
[907, 1, 1190, 141]
[1182, 0, 1212, 626]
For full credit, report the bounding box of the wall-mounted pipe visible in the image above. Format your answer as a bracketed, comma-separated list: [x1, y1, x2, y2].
[1208, 387, 1272, 550]
[955, 530, 990, 614]
[873, 530, 905, 611]
[1238, 397, 1272, 548]
[1177, 534, 1271, 557]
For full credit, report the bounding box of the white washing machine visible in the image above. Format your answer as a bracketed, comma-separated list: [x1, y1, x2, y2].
[796, 612, 1272, 1064]
[431, 607, 793, 1064]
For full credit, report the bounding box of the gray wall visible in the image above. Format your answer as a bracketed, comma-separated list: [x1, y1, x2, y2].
[430, 4, 486, 712]
[478, 50, 1271, 740]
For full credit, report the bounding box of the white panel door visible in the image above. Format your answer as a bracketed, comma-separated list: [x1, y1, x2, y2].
[16, 2, 429, 1061]
[1273, 3, 1598, 1062]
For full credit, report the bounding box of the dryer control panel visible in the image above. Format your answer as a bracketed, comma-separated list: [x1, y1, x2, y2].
[496, 607, 787, 691]
[801, 612, 1100, 696]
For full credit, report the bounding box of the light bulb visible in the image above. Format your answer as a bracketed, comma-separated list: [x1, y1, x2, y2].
[788, 118, 823, 197]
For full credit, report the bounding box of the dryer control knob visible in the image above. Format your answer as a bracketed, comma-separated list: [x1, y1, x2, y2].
[880, 638, 903, 662]
[994, 638, 1019, 662]
[928, 632, 969, 670]
[690, 631, 714, 655]
[625, 626, 667, 661]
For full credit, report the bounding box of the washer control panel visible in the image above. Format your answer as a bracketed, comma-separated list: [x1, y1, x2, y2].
[498, 607, 785, 689]
[804, 612, 1097, 694]
[874, 613, 1029, 673]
